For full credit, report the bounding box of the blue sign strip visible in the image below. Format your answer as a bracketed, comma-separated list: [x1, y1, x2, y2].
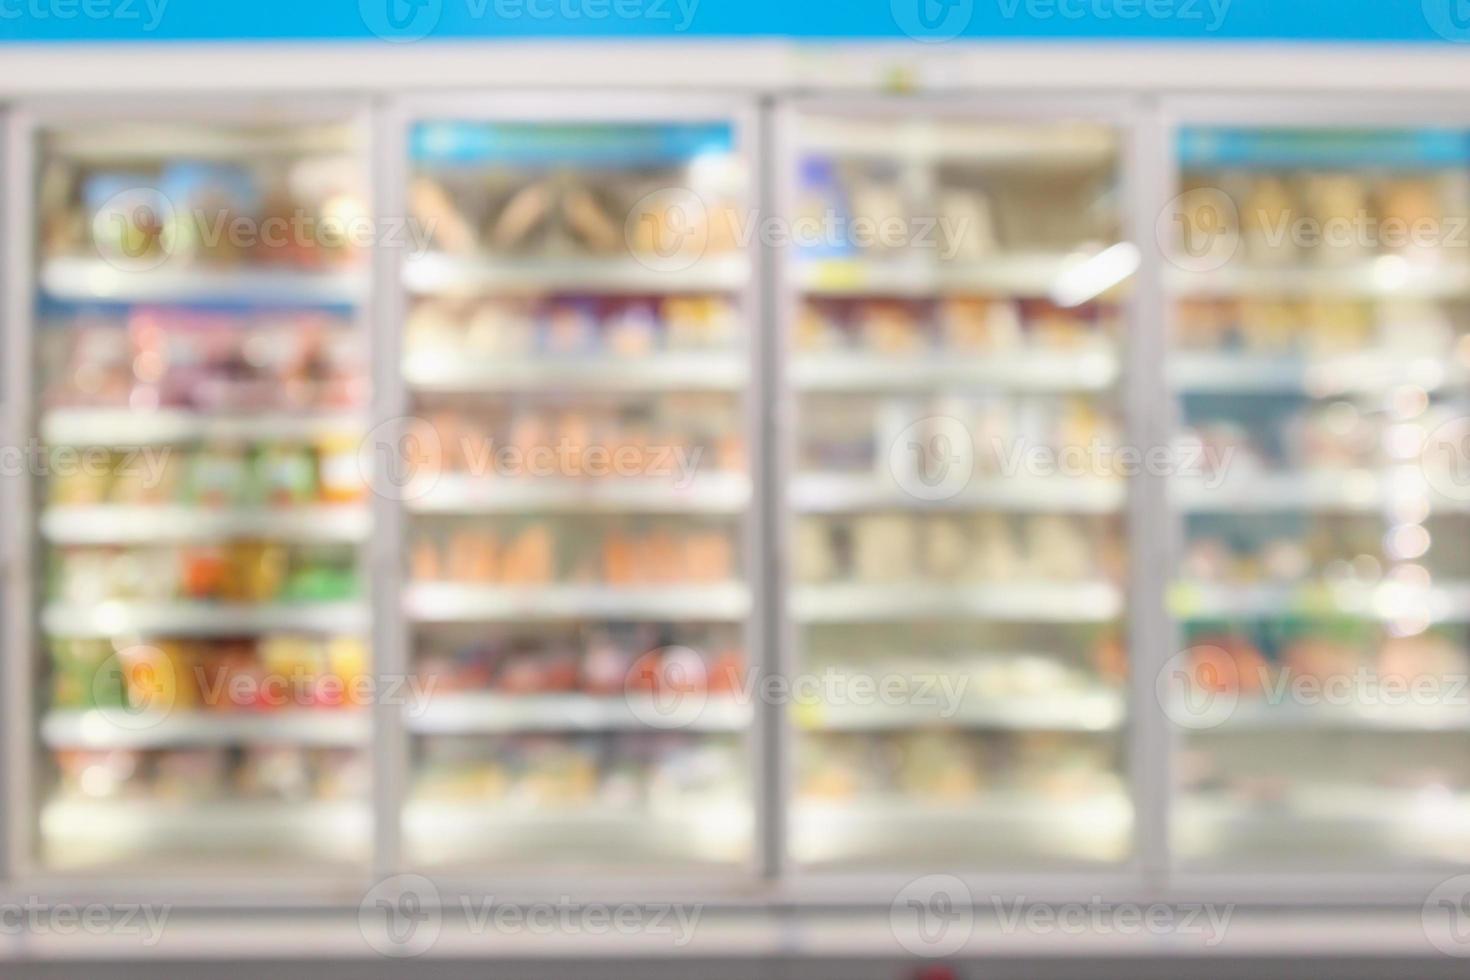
[411, 121, 734, 167]
[1180, 127, 1470, 169]
[1, 0, 1468, 43]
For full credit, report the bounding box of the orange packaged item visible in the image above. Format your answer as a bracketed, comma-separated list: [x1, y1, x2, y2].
[640, 528, 683, 584]
[602, 531, 637, 586]
[684, 531, 733, 583]
[118, 641, 197, 714]
[708, 649, 745, 694]
[411, 538, 442, 582]
[195, 645, 260, 712]
[938, 298, 993, 351]
[1188, 635, 1269, 696]
[503, 525, 553, 584]
[180, 546, 229, 599]
[446, 530, 499, 583]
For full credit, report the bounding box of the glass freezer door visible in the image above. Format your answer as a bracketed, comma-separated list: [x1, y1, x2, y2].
[397, 107, 754, 871]
[783, 105, 1135, 869]
[1164, 123, 1470, 870]
[23, 111, 373, 873]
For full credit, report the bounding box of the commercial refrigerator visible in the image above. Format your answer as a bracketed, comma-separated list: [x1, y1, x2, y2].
[383, 95, 762, 875]
[1159, 97, 1470, 884]
[3, 89, 1470, 907]
[776, 98, 1149, 874]
[3, 101, 376, 877]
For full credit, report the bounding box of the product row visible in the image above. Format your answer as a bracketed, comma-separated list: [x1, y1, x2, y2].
[801, 623, 1125, 693]
[50, 544, 361, 605]
[40, 310, 364, 412]
[1179, 397, 1461, 474]
[1180, 514, 1470, 584]
[798, 730, 1123, 802]
[797, 298, 1120, 354]
[409, 521, 739, 587]
[795, 514, 1123, 585]
[1175, 297, 1470, 355]
[413, 398, 744, 478]
[1177, 627, 1469, 692]
[52, 746, 366, 803]
[413, 733, 743, 809]
[795, 151, 1118, 259]
[415, 626, 744, 697]
[1178, 172, 1470, 267]
[46, 443, 366, 509]
[799, 394, 1117, 474]
[407, 296, 739, 356]
[409, 169, 744, 261]
[43, 152, 366, 269]
[48, 635, 370, 713]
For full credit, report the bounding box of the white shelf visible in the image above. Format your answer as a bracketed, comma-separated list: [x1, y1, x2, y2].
[40, 257, 365, 306]
[1183, 788, 1470, 826]
[792, 582, 1123, 623]
[403, 350, 745, 392]
[41, 709, 369, 749]
[1166, 261, 1470, 299]
[793, 792, 1132, 866]
[46, 124, 352, 163]
[1170, 351, 1466, 395]
[795, 252, 1123, 298]
[403, 801, 749, 868]
[40, 798, 368, 870]
[41, 408, 363, 446]
[792, 472, 1124, 514]
[403, 252, 749, 295]
[790, 349, 1118, 392]
[1169, 579, 1470, 623]
[796, 792, 1130, 826]
[40, 505, 371, 545]
[1198, 698, 1470, 733]
[796, 120, 1117, 167]
[1176, 788, 1470, 866]
[404, 582, 750, 623]
[1173, 470, 1384, 513]
[41, 601, 369, 637]
[407, 693, 751, 734]
[797, 689, 1124, 732]
[409, 473, 750, 515]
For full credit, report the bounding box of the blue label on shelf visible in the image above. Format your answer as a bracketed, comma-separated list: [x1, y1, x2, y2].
[1179, 127, 1470, 169]
[411, 121, 734, 167]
